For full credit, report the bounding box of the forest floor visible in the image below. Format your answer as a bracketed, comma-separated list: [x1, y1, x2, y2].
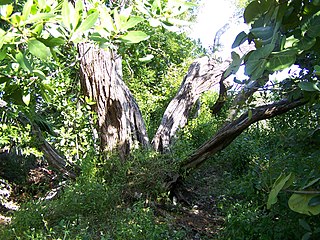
[0, 159, 226, 239]
[154, 161, 227, 239]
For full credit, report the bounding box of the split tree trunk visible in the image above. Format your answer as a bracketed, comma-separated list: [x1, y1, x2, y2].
[151, 57, 230, 152]
[78, 43, 149, 159]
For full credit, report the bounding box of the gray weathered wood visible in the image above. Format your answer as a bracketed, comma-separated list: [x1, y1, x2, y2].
[78, 43, 149, 158]
[151, 57, 229, 152]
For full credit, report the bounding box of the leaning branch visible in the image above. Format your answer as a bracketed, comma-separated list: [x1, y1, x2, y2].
[180, 98, 307, 172]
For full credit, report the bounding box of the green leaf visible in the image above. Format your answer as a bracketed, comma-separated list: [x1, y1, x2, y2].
[27, 38, 52, 60]
[302, 232, 312, 240]
[100, 6, 115, 32]
[113, 8, 120, 32]
[138, 54, 154, 62]
[303, 177, 320, 189]
[15, 52, 32, 72]
[298, 82, 320, 92]
[232, 31, 247, 48]
[0, 76, 10, 84]
[62, 0, 74, 30]
[289, 193, 320, 215]
[0, 47, 6, 60]
[119, 5, 132, 24]
[224, 51, 241, 77]
[75, 11, 98, 33]
[309, 195, 320, 207]
[121, 16, 144, 31]
[245, 43, 275, 78]
[250, 26, 274, 41]
[22, 0, 33, 21]
[266, 49, 297, 71]
[297, 36, 316, 51]
[25, 13, 55, 24]
[244, 0, 270, 23]
[119, 31, 149, 44]
[299, 219, 312, 232]
[267, 173, 294, 209]
[32, 69, 46, 80]
[39, 37, 65, 47]
[305, 13, 320, 38]
[314, 65, 320, 76]
[22, 93, 30, 106]
[0, 0, 14, 5]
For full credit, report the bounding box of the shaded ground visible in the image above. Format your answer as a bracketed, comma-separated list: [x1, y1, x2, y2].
[154, 161, 226, 239]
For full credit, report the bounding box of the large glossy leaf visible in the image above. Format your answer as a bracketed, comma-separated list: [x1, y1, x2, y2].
[27, 38, 52, 60]
[119, 31, 149, 44]
[289, 193, 320, 215]
[266, 49, 297, 71]
[267, 173, 294, 209]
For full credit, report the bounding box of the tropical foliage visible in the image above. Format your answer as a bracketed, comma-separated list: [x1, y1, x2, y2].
[0, 0, 319, 239]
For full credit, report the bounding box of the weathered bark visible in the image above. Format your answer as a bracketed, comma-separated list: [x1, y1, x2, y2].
[151, 57, 230, 152]
[78, 43, 149, 158]
[39, 140, 80, 179]
[180, 98, 306, 173]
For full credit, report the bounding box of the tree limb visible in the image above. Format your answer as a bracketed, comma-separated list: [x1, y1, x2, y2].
[180, 98, 307, 173]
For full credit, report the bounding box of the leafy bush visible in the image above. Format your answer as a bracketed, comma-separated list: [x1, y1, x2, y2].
[216, 105, 320, 240]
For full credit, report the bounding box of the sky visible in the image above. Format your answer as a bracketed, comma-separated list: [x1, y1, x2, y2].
[189, 0, 294, 82]
[189, 0, 245, 58]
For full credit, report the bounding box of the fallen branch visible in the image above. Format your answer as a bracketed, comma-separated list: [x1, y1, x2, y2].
[180, 98, 307, 173]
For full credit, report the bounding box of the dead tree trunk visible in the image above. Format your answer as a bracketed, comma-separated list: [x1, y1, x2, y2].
[78, 43, 149, 158]
[151, 57, 230, 152]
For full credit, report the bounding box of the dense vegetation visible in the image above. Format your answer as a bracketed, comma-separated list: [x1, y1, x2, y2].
[0, 0, 320, 239]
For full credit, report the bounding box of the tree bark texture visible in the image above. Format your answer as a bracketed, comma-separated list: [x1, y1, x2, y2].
[180, 98, 306, 173]
[78, 43, 149, 158]
[151, 57, 230, 152]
